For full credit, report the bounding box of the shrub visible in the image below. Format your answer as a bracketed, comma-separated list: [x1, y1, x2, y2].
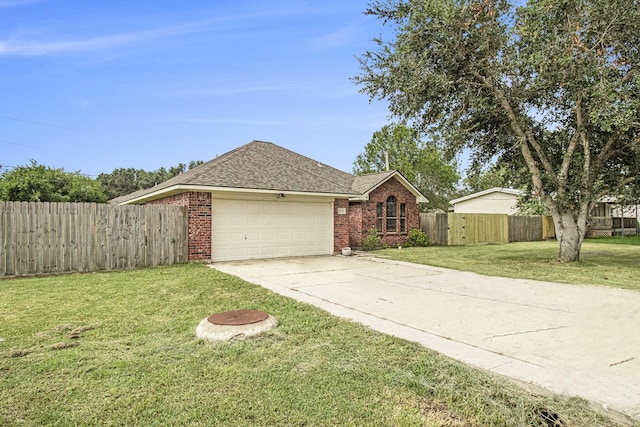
[362, 229, 383, 250]
[405, 229, 429, 247]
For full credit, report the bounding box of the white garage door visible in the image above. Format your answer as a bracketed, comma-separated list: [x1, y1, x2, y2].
[211, 199, 333, 262]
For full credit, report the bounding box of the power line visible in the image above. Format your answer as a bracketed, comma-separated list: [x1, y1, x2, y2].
[0, 139, 44, 150]
[0, 115, 88, 132]
[0, 163, 99, 178]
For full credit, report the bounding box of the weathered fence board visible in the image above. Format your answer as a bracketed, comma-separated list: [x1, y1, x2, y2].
[509, 215, 543, 242]
[419, 213, 448, 245]
[0, 202, 187, 277]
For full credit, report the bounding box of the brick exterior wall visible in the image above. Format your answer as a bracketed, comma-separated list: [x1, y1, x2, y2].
[141, 177, 418, 259]
[350, 177, 420, 248]
[146, 192, 212, 261]
[333, 198, 350, 252]
[348, 202, 363, 248]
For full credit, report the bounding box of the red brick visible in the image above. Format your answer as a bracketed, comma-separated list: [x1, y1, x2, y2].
[333, 198, 350, 252]
[147, 192, 212, 261]
[144, 177, 420, 259]
[349, 177, 420, 248]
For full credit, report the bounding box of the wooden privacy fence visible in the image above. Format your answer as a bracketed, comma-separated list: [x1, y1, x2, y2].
[0, 202, 188, 277]
[509, 215, 542, 242]
[419, 213, 449, 246]
[449, 213, 509, 245]
[420, 213, 555, 246]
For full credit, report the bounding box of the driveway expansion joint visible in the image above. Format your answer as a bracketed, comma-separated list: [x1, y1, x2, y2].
[485, 325, 569, 340]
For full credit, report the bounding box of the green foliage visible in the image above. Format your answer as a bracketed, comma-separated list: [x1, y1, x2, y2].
[0, 264, 618, 426]
[97, 160, 203, 199]
[516, 191, 552, 216]
[0, 160, 107, 203]
[353, 123, 460, 211]
[405, 229, 430, 247]
[353, 123, 421, 175]
[354, 0, 640, 262]
[362, 229, 383, 250]
[461, 165, 519, 196]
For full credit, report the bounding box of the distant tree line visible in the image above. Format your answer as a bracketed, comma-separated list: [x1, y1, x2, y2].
[0, 160, 204, 203]
[2, 148, 521, 208]
[96, 160, 203, 200]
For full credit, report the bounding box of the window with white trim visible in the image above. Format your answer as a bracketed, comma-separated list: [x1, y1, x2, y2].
[386, 196, 397, 233]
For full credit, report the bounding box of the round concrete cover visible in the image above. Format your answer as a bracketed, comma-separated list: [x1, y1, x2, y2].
[196, 310, 277, 342]
[208, 309, 269, 325]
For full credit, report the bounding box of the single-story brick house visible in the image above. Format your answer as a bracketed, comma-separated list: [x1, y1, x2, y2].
[112, 140, 427, 262]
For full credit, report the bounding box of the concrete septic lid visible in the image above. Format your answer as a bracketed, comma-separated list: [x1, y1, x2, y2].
[196, 309, 277, 342]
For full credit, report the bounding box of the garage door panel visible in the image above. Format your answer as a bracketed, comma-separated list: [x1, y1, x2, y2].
[247, 217, 262, 226]
[212, 199, 333, 262]
[261, 231, 277, 240]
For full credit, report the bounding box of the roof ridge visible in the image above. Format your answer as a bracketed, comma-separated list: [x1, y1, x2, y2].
[148, 142, 258, 189]
[351, 170, 396, 193]
[254, 143, 355, 191]
[113, 140, 363, 203]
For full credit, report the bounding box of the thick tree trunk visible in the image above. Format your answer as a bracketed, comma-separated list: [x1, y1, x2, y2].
[552, 210, 588, 263]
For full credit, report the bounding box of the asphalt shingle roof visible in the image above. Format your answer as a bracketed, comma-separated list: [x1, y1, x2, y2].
[111, 141, 426, 205]
[112, 141, 358, 204]
[351, 170, 396, 194]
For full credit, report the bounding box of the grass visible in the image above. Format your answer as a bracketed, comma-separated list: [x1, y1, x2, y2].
[0, 264, 630, 426]
[378, 236, 640, 291]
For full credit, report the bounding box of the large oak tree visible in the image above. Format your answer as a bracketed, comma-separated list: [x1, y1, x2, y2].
[354, 0, 640, 262]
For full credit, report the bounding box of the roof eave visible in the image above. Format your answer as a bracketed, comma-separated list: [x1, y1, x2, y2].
[119, 185, 361, 204]
[450, 187, 523, 205]
[356, 171, 428, 204]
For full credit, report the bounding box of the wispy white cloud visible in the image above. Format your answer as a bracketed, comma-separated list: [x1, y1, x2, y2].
[164, 117, 294, 127]
[307, 26, 359, 50]
[165, 79, 359, 100]
[0, 0, 43, 8]
[0, 9, 295, 56]
[0, 21, 208, 56]
[153, 111, 386, 130]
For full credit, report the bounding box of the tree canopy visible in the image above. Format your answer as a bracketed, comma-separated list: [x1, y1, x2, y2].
[354, 0, 640, 262]
[0, 159, 205, 202]
[0, 160, 107, 203]
[353, 123, 460, 211]
[97, 160, 203, 200]
[460, 165, 515, 195]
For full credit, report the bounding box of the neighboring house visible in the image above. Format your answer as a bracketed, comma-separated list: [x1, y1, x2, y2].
[588, 196, 639, 237]
[449, 188, 523, 214]
[591, 196, 639, 218]
[112, 140, 428, 262]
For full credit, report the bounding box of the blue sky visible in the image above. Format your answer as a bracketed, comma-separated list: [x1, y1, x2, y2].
[1, 0, 395, 177]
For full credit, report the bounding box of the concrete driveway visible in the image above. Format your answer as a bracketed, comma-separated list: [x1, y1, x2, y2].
[212, 255, 640, 420]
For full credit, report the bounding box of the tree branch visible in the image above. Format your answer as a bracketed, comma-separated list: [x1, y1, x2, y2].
[470, 70, 558, 208]
[594, 133, 620, 170]
[575, 95, 592, 193]
[552, 135, 579, 199]
[523, 127, 557, 181]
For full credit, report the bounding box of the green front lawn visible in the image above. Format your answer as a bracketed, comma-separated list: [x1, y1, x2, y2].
[0, 264, 624, 426]
[379, 237, 640, 291]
